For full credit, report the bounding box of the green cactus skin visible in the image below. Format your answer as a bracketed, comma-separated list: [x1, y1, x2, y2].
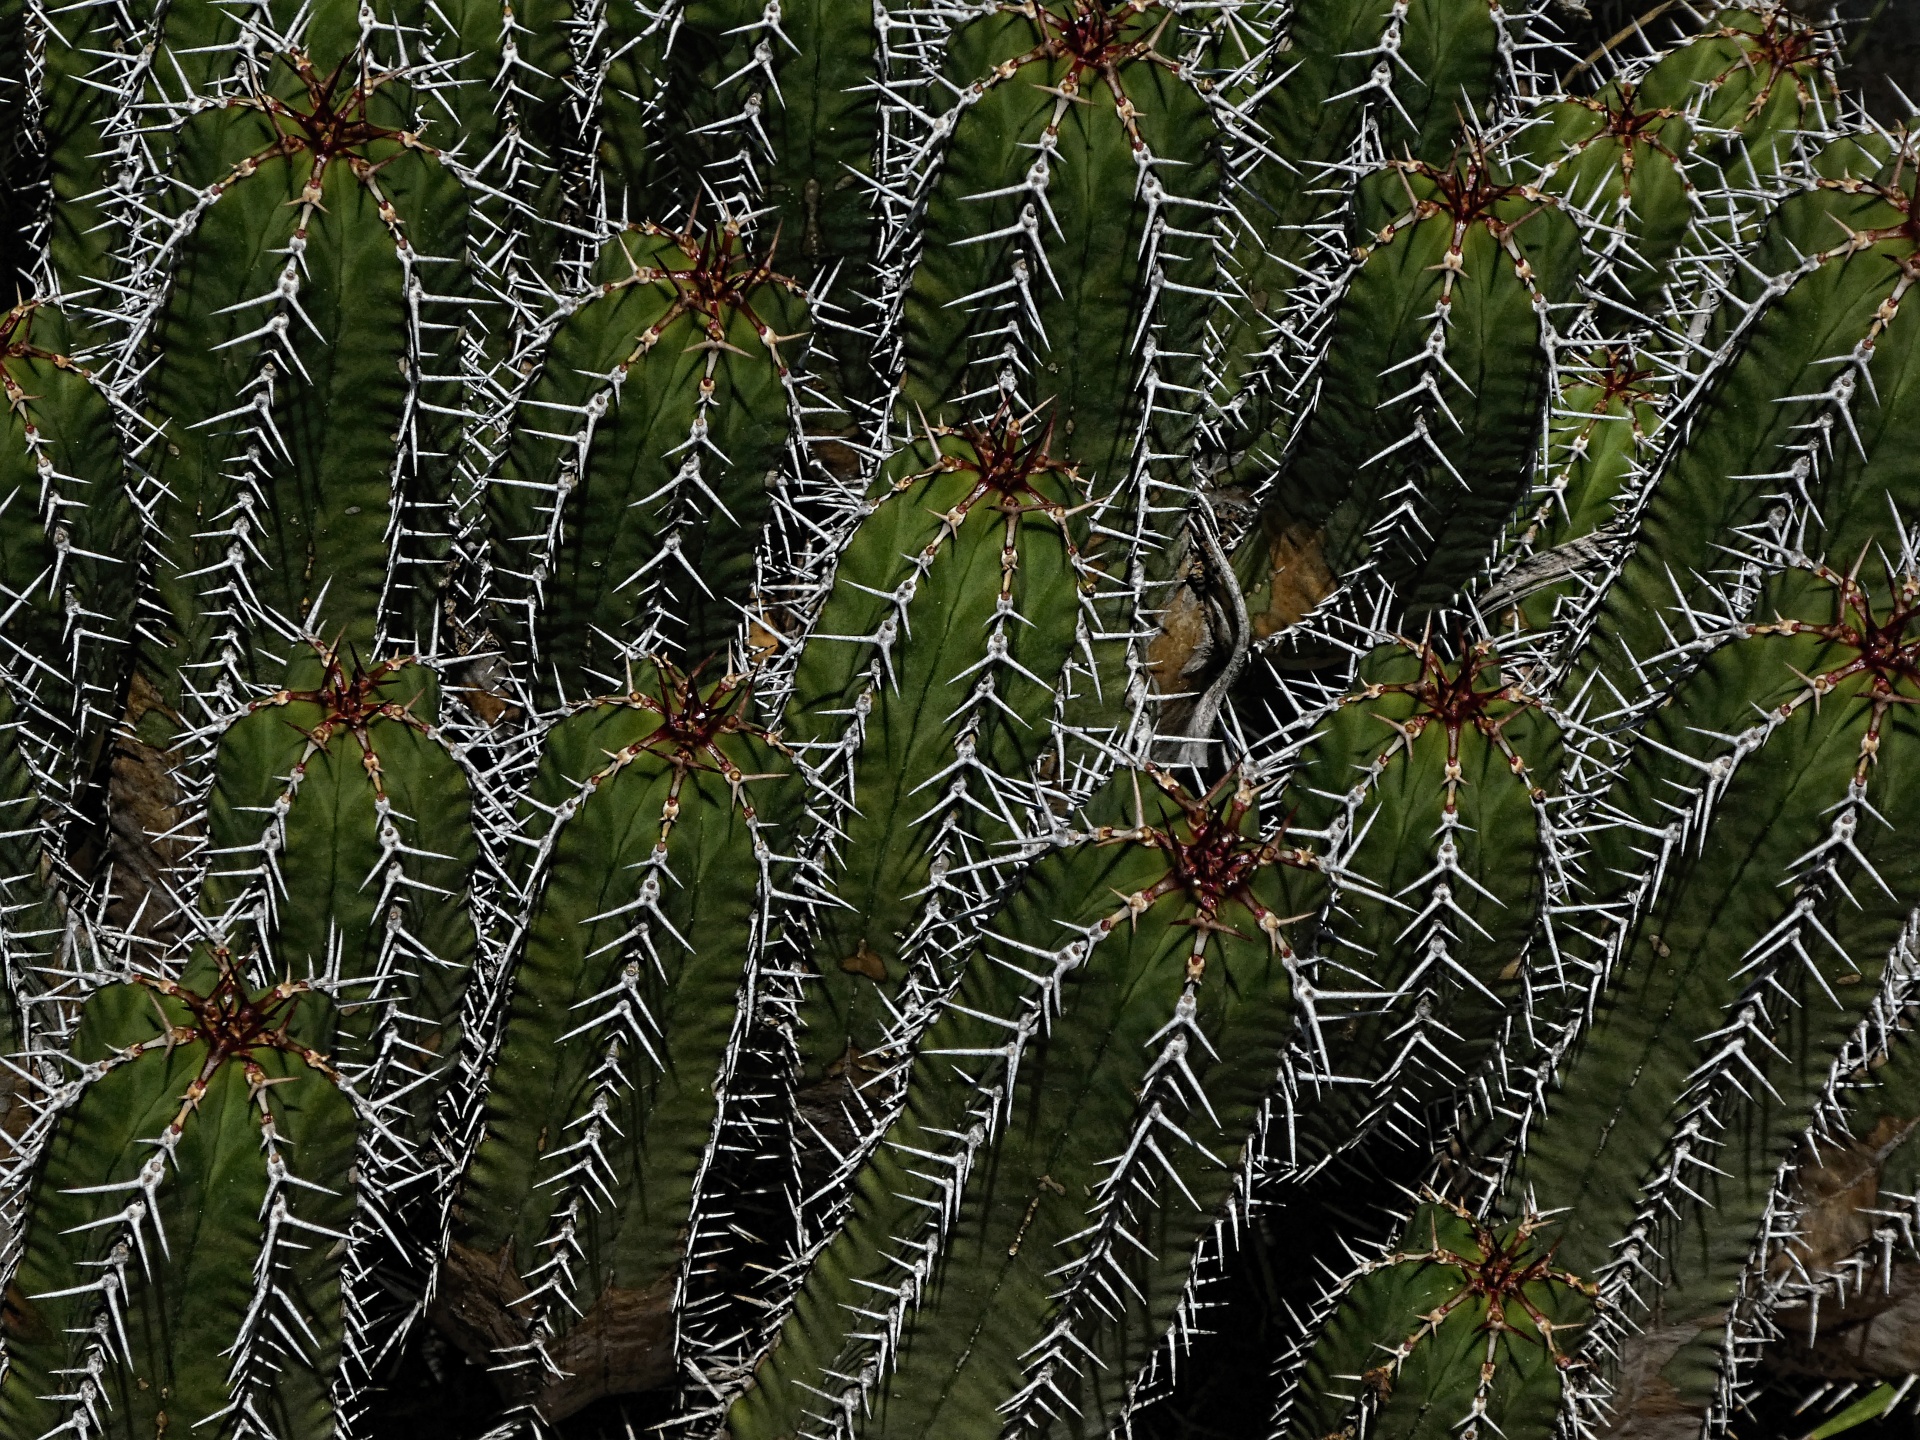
[1284, 1197, 1593, 1440]
[0, 0, 29, 293]
[1510, 4, 1835, 323]
[442, 663, 792, 1425]
[1562, 138, 1915, 727]
[1641, 6, 1840, 213]
[1479, 8, 1846, 677]
[197, 647, 477, 1134]
[732, 769, 1322, 1440]
[1234, 139, 1581, 647]
[1481, 346, 1666, 641]
[135, 45, 477, 715]
[896, 0, 1223, 504]
[665, 0, 880, 385]
[782, 408, 1107, 1081]
[774, 0, 1237, 1089]
[1212, 0, 1509, 453]
[1628, 6, 1844, 398]
[1286, 142, 1920, 1440]
[1281, 634, 1564, 1170]
[595, 2, 672, 216]
[488, 218, 812, 704]
[0, 686, 74, 1059]
[0, 301, 136, 799]
[26, 0, 118, 307]
[0, 300, 134, 1058]
[10, 0, 1920, 1433]
[0, 959, 363, 1440]
[1284, 576, 1920, 1434]
[1517, 80, 1697, 309]
[1286, 560, 1920, 1436]
[429, 0, 579, 281]
[31, 0, 283, 317]
[1516, 555, 1920, 1432]
[0, 643, 482, 1439]
[181, 646, 480, 1419]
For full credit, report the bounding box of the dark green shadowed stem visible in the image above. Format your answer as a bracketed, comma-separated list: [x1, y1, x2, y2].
[662, 0, 882, 399]
[488, 216, 812, 707]
[0, 960, 362, 1440]
[442, 662, 794, 1425]
[734, 769, 1321, 1439]
[0, 301, 136, 809]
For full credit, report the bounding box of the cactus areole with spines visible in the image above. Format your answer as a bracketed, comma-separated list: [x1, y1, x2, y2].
[2, 2, 1920, 1438]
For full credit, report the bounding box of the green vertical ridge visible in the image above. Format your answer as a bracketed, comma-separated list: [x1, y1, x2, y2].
[196, 648, 477, 1143]
[444, 664, 791, 1423]
[664, 0, 881, 396]
[0, 301, 136, 795]
[897, 0, 1222, 497]
[138, 48, 476, 712]
[488, 219, 811, 704]
[733, 770, 1321, 1439]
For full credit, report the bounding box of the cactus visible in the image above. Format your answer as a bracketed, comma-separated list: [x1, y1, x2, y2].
[0, 643, 481, 1436]
[0, 957, 363, 1439]
[1278, 631, 1566, 1171]
[782, 405, 1108, 1078]
[0, 301, 135, 801]
[485, 215, 815, 700]
[734, 767, 1323, 1439]
[1210, 0, 1513, 461]
[1233, 132, 1583, 647]
[441, 660, 793, 1424]
[2, 2, 1920, 1438]
[134, 36, 480, 716]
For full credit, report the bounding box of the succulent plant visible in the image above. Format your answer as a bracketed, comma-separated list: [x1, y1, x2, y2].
[0, 1, 1917, 1439]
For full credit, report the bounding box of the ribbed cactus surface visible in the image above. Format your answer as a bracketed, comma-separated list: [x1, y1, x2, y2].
[0, 1, 1916, 1438]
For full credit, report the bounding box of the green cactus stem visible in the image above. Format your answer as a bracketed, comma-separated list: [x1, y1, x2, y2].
[895, 0, 1223, 523]
[734, 768, 1323, 1439]
[783, 404, 1109, 1082]
[1212, 0, 1511, 454]
[1284, 1198, 1600, 1440]
[441, 660, 792, 1425]
[1281, 632, 1565, 1170]
[1236, 135, 1581, 648]
[0, 300, 136, 803]
[137, 43, 477, 716]
[489, 214, 814, 706]
[663, 0, 882, 397]
[1563, 136, 1916, 732]
[0, 953, 365, 1439]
